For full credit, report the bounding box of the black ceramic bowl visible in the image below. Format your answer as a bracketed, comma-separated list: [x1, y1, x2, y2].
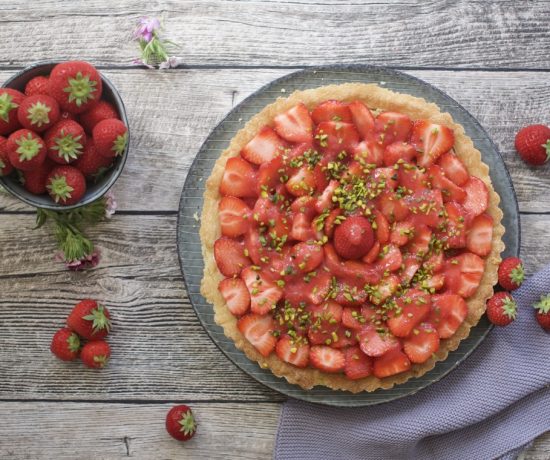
[0, 61, 129, 210]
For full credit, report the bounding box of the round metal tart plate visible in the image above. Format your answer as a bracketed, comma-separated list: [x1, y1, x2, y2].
[177, 66, 520, 407]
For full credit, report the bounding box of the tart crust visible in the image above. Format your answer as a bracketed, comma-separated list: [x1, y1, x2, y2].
[200, 83, 505, 393]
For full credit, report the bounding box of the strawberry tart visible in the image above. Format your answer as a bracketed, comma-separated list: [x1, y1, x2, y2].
[200, 83, 504, 392]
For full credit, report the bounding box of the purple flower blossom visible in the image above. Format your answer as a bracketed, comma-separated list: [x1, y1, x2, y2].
[133, 16, 161, 43]
[104, 190, 117, 219]
[56, 250, 100, 271]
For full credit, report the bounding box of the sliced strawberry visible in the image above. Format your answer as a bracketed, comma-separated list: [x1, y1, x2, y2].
[328, 325, 359, 349]
[466, 213, 494, 257]
[220, 156, 258, 198]
[401, 255, 421, 284]
[290, 211, 317, 242]
[462, 177, 489, 217]
[376, 244, 403, 273]
[358, 325, 399, 357]
[373, 348, 411, 379]
[273, 103, 313, 143]
[334, 280, 370, 307]
[257, 154, 286, 193]
[352, 140, 384, 166]
[372, 209, 390, 244]
[348, 100, 375, 140]
[403, 322, 440, 364]
[425, 252, 445, 273]
[308, 301, 343, 323]
[311, 100, 352, 124]
[290, 195, 316, 216]
[241, 126, 287, 165]
[214, 237, 251, 276]
[218, 278, 251, 316]
[245, 227, 264, 265]
[429, 294, 468, 338]
[440, 201, 468, 248]
[371, 167, 398, 192]
[387, 289, 431, 337]
[309, 345, 345, 373]
[390, 220, 416, 247]
[275, 335, 310, 368]
[438, 151, 469, 186]
[344, 346, 373, 380]
[314, 179, 339, 213]
[384, 142, 416, 167]
[314, 121, 360, 153]
[444, 253, 485, 298]
[397, 164, 430, 192]
[307, 271, 333, 305]
[324, 244, 381, 285]
[291, 242, 324, 272]
[374, 112, 412, 147]
[411, 120, 455, 167]
[376, 191, 410, 223]
[428, 164, 466, 203]
[405, 189, 444, 229]
[323, 208, 343, 238]
[418, 273, 445, 293]
[406, 225, 432, 257]
[218, 196, 251, 237]
[371, 274, 400, 305]
[237, 314, 277, 357]
[342, 307, 366, 330]
[286, 165, 316, 197]
[362, 240, 381, 264]
[241, 267, 283, 315]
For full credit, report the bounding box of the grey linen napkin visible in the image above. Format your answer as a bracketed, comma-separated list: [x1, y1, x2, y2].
[275, 264, 550, 460]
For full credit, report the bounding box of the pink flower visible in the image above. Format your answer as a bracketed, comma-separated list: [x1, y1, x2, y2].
[56, 250, 100, 271]
[105, 190, 117, 219]
[133, 16, 161, 43]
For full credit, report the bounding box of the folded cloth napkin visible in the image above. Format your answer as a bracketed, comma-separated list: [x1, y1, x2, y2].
[275, 264, 550, 460]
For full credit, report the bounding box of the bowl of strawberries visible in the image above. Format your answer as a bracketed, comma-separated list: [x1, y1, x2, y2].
[0, 60, 129, 210]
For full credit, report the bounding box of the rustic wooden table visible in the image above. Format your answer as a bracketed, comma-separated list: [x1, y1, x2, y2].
[0, 1, 549, 458]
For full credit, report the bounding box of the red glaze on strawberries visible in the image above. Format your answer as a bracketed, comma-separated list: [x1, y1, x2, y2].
[214, 98, 495, 380]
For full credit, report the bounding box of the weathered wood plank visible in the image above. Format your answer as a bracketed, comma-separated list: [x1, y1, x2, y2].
[0, 402, 279, 459]
[0, 401, 546, 459]
[0, 213, 547, 401]
[0, 1, 549, 68]
[1, 69, 550, 213]
[0, 214, 284, 401]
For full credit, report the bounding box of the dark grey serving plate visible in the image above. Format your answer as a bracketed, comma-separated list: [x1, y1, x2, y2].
[177, 66, 520, 407]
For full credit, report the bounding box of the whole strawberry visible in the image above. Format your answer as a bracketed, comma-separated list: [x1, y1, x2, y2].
[0, 88, 25, 135]
[498, 257, 525, 291]
[81, 340, 111, 369]
[46, 165, 86, 205]
[21, 159, 54, 195]
[17, 94, 60, 133]
[514, 124, 550, 166]
[73, 137, 113, 178]
[166, 405, 197, 442]
[93, 118, 128, 159]
[486, 292, 517, 327]
[80, 100, 119, 134]
[533, 294, 550, 331]
[0, 136, 14, 176]
[24, 76, 50, 97]
[44, 119, 86, 164]
[6, 129, 47, 171]
[48, 61, 103, 114]
[50, 327, 81, 361]
[67, 299, 112, 340]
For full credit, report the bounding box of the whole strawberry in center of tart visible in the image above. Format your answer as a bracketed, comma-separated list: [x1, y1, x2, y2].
[334, 215, 374, 259]
[212, 97, 495, 381]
